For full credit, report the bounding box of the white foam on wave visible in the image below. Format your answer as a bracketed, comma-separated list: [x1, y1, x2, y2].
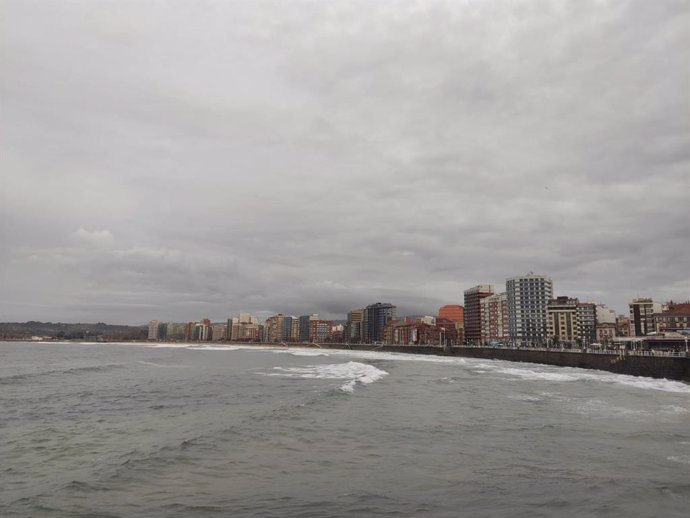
[475, 364, 690, 394]
[145, 343, 199, 349]
[310, 348, 469, 366]
[144, 343, 473, 367]
[286, 349, 331, 357]
[573, 398, 649, 417]
[491, 367, 584, 382]
[508, 394, 543, 402]
[266, 361, 388, 393]
[660, 405, 689, 414]
[142, 343, 689, 394]
[605, 375, 690, 393]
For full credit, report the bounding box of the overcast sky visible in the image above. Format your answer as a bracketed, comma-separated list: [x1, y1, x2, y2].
[1, 0, 688, 324]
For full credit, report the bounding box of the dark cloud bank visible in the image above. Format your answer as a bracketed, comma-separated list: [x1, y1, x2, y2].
[1, 0, 688, 324]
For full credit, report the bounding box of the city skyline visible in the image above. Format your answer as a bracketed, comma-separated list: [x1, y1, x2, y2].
[6, 275, 686, 328]
[2, 1, 689, 324]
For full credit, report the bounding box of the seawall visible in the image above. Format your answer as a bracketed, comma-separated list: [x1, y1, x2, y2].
[316, 343, 690, 382]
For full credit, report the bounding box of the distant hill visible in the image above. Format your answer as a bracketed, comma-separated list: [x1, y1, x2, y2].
[0, 321, 147, 341]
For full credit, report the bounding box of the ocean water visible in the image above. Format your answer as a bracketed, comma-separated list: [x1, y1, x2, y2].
[1, 342, 689, 517]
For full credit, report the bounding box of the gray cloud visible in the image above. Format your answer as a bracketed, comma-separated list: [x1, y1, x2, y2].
[1, 0, 688, 324]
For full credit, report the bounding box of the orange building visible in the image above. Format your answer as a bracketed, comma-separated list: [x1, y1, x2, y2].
[438, 305, 465, 343]
[438, 305, 464, 322]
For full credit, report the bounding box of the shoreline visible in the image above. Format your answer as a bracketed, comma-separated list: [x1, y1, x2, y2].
[5, 339, 689, 382]
[325, 343, 690, 382]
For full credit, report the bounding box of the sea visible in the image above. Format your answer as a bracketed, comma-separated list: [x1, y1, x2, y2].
[1, 341, 689, 517]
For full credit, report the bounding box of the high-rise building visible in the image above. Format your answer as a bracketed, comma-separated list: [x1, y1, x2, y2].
[264, 314, 285, 343]
[576, 302, 597, 346]
[464, 285, 494, 344]
[363, 302, 396, 343]
[346, 309, 365, 343]
[282, 316, 296, 342]
[507, 274, 553, 345]
[629, 298, 661, 336]
[291, 318, 300, 341]
[148, 320, 162, 340]
[228, 312, 261, 341]
[547, 297, 579, 346]
[191, 319, 211, 341]
[298, 314, 318, 342]
[309, 320, 333, 342]
[211, 323, 227, 341]
[165, 323, 186, 341]
[480, 292, 509, 344]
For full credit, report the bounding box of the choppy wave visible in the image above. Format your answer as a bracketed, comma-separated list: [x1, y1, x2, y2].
[0, 363, 124, 384]
[136, 360, 185, 369]
[572, 398, 650, 417]
[508, 394, 543, 402]
[265, 361, 388, 393]
[659, 405, 690, 414]
[667, 455, 690, 465]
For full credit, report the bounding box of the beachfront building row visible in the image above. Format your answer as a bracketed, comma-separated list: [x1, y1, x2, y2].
[473, 274, 603, 346]
[464, 274, 555, 346]
[629, 299, 690, 336]
[145, 278, 689, 346]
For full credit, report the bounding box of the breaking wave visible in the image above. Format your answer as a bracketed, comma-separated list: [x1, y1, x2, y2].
[476, 365, 690, 394]
[265, 361, 388, 393]
[143, 343, 689, 393]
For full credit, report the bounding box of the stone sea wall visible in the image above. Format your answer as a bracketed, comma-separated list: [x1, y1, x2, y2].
[317, 343, 690, 382]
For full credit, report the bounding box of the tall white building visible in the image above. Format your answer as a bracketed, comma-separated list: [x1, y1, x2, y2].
[148, 320, 161, 340]
[507, 273, 553, 345]
[576, 302, 597, 345]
